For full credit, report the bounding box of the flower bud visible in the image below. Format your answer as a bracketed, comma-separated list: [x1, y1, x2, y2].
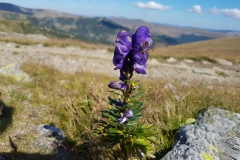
[108, 81, 127, 90]
[126, 109, 134, 118]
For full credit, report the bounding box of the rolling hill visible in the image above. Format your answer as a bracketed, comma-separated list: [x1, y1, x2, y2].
[0, 2, 235, 46]
[151, 36, 240, 63]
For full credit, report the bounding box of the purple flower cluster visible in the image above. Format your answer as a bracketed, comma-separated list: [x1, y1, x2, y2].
[108, 26, 152, 124]
[113, 26, 152, 80]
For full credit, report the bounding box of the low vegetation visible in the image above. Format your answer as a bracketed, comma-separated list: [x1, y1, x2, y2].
[0, 35, 112, 51]
[0, 36, 240, 159]
[151, 37, 240, 63]
[0, 62, 239, 159]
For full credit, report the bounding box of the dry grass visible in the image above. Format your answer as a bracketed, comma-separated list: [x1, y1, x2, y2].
[151, 37, 240, 63]
[0, 35, 112, 50]
[1, 62, 239, 159]
[1, 35, 240, 159]
[0, 63, 112, 158]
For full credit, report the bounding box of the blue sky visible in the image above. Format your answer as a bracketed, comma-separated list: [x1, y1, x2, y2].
[2, 0, 240, 30]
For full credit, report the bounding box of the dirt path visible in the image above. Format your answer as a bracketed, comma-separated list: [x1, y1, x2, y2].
[1, 42, 240, 84]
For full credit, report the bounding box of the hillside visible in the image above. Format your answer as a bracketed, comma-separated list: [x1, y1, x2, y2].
[110, 18, 229, 38]
[0, 3, 235, 46]
[151, 36, 240, 63]
[0, 2, 75, 18]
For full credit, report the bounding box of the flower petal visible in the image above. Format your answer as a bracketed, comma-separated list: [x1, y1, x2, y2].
[133, 52, 149, 74]
[117, 99, 124, 107]
[118, 116, 127, 124]
[108, 81, 127, 90]
[113, 31, 132, 70]
[126, 109, 134, 118]
[132, 26, 152, 54]
[132, 26, 152, 74]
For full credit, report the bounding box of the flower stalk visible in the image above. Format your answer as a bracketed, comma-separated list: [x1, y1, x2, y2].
[93, 26, 157, 159]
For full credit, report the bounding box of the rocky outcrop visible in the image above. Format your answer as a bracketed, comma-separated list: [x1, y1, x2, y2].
[161, 106, 240, 160]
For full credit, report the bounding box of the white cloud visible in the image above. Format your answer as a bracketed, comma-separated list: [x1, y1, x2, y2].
[133, 1, 172, 10]
[210, 6, 240, 19]
[187, 5, 202, 14]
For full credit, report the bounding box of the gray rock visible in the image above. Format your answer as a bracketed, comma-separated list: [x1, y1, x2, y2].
[36, 124, 66, 150]
[0, 63, 31, 82]
[216, 58, 233, 66]
[166, 57, 177, 63]
[35, 124, 68, 160]
[161, 106, 240, 160]
[183, 59, 194, 63]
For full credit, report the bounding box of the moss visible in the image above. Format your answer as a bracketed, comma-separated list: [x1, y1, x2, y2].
[210, 145, 218, 152]
[202, 152, 214, 160]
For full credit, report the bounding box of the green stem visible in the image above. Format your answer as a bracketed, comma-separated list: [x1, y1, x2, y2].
[124, 82, 131, 101]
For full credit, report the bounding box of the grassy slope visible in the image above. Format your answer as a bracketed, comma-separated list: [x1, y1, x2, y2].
[0, 19, 40, 34]
[0, 18, 74, 40]
[0, 37, 240, 159]
[0, 63, 239, 159]
[151, 36, 240, 63]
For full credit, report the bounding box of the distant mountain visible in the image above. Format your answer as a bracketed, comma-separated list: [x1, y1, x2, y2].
[204, 29, 240, 36]
[0, 3, 235, 46]
[0, 2, 34, 15]
[109, 18, 231, 38]
[0, 2, 77, 18]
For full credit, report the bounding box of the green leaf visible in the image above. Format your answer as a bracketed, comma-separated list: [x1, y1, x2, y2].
[135, 138, 150, 146]
[131, 92, 144, 99]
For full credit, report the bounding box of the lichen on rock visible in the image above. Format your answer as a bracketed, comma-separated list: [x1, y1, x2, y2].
[161, 106, 240, 160]
[0, 63, 31, 82]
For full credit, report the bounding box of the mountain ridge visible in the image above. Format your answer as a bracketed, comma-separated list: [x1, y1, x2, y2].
[0, 2, 235, 46]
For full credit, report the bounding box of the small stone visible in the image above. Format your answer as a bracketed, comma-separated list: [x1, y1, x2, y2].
[0, 63, 31, 82]
[183, 59, 194, 63]
[216, 58, 233, 66]
[166, 57, 177, 63]
[36, 124, 66, 150]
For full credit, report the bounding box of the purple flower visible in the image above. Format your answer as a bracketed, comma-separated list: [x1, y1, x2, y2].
[126, 109, 134, 118]
[132, 26, 152, 54]
[118, 116, 127, 124]
[132, 26, 152, 74]
[113, 26, 152, 75]
[117, 99, 124, 107]
[117, 108, 134, 124]
[133, 52, 148, 74]
[108, 81, 127, 90]
[113, 31, 132, 70]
